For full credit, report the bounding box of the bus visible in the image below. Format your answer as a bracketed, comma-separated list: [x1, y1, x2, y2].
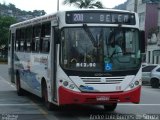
[8, 9, 143, 111]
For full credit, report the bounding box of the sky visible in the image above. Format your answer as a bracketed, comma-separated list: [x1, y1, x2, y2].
[0, 0, 127, 14]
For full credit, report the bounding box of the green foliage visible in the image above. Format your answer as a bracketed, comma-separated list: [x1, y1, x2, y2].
[0, 58, 7, 63]
[0, 3, 46, 18]
[63, 0, 104, 8]
[0, 16, 16, 47]
[33, 10, 46, 16]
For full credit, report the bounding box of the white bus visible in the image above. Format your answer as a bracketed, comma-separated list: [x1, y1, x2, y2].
[8, 9, 143, 111]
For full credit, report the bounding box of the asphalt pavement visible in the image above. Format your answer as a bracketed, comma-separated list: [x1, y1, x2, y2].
[0, 64, 160, 120]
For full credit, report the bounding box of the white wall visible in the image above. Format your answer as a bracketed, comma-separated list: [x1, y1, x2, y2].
[137, 4, 146, 30]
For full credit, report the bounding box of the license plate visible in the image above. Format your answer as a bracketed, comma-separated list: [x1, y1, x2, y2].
[96, 96, 110, 101]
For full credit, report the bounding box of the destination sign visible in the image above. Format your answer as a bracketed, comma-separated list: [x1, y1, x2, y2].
[66, 11, 136, 25]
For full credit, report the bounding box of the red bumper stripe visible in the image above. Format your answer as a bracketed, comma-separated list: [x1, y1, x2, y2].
[58, 86, 141, 105]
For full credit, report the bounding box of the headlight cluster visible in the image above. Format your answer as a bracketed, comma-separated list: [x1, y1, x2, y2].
[62, 80, 75, 89]
[60, 80, 80, 92]
[125, 80, 141, 91]
[129, 80, 139, 88]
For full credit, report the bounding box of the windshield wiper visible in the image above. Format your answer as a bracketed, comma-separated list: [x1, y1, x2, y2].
[82, 24, 97, 47]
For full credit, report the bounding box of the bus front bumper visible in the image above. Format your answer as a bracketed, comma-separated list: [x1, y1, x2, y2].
[58, 86, 141, 105]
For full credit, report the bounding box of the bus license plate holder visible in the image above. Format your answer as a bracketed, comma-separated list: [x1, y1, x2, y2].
[96, 96, 110, 101]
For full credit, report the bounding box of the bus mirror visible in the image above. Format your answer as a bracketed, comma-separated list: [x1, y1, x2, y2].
[140, 31, 145, 53]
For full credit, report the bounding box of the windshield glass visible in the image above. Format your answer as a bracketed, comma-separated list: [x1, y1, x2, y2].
[60, 27, 140, 72]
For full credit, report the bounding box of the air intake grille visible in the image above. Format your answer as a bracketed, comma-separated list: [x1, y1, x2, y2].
[81, 77, 124, 84]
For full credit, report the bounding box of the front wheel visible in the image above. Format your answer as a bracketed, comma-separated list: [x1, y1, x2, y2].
[104, 103, 117, 111]
[42, 83, 54, 110]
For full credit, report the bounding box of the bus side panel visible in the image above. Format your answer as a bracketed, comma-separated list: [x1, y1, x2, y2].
[15, 52, 50, 97]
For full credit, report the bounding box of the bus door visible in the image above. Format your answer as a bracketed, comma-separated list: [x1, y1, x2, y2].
[9, 31, 15, 83]
[51, 26, 59, 101]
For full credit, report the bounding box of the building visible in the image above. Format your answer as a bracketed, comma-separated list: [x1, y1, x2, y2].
[126, 0, 138, 12]
[126, 0, 160, 64]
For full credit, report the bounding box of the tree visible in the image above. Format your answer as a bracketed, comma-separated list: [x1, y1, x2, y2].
[33, 10, 46, 16]
[63, 0, 104, 8]
[8, 3, 16, 10]
[0, 16, 17, 48]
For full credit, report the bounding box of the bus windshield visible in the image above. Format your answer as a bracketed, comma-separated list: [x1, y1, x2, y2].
[60, 27, 140, 72]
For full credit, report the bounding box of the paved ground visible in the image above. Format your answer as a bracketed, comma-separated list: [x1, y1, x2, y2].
[0, 76, 15, 91]
[1, 64, 160, 120]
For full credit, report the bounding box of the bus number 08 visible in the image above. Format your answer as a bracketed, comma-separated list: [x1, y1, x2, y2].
[73, 14, 84, 22]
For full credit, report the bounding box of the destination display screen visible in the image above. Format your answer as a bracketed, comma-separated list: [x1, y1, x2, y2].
[66, 11, 136, 25]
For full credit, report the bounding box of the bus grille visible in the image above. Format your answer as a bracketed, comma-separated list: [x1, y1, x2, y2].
[81, 77, 124, 84]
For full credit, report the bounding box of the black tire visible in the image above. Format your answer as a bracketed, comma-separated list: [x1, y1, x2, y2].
[16, 73, 24, 96]
[42, 82, 54, 111]
[104, 103, 117, 111]
[151, 79, 159, 88]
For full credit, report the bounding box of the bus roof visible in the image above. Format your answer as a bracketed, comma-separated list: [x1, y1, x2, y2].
[63, 8, 136, 14]
[10, 13, 57, 28]
[10, 9, 137, 28]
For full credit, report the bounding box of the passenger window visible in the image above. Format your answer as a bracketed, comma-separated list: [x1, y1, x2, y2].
[25, 27, 32, 52]
[32, 25, 41, 52]
[20, 29, 25, 52]
[41, 22, 51, 53]
[16, 29, 20, 51]
[15, 23, 50, 53]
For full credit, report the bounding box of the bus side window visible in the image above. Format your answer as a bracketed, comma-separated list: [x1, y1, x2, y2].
[25, 26, 32, 52]
[42, 40, 50, 52]
[41, 22, 51, 53]
[16, 29, 20, 51]
[35, 39, 40, 52]
[20, 29, 25, 52]
[32, 25, 41, 52]
[32, 27, 35, 52]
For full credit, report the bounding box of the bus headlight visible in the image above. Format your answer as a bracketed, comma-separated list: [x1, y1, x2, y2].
[63, 81, 69, 86]
[60, 80, 79, 92]
[125, 79, 141, 91]
[125, 69, 142, 91]
[134, 81, 139, 86]
[69, 84, 75, 89]
[129, 80, 139, 89]
[129, 83, 134, 88]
